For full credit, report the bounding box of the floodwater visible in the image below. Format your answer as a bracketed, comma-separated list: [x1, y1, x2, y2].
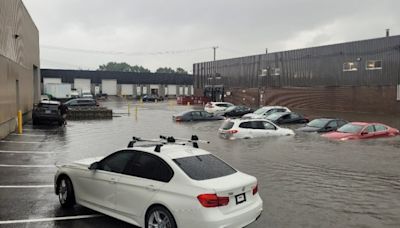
[22, 100, 400, 227]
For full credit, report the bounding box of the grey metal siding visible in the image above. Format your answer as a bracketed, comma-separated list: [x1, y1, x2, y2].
[194, 35, 400, 88]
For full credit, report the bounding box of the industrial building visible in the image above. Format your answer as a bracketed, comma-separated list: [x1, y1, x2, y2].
[193, 35, 400, 114]
[41, 69, 194, 97]
[0, 0, 40, 139]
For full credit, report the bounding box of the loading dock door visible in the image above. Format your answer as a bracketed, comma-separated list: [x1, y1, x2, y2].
[74, 79, 91, 92]
[43, 78, 62, 85]
[102, 79, 117, 95]
[167, 85, 176, 95]
[121, 84, 133, 95]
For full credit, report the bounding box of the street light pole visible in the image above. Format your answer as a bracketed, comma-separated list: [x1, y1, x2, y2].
[212, 46, 218, 101]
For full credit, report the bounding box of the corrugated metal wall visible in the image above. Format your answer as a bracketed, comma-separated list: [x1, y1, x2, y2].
[194, 36, 400, 89]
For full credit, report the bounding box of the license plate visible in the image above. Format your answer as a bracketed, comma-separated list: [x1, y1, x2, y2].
[45, 110, 51, 114]
[235, 193, 246, 204]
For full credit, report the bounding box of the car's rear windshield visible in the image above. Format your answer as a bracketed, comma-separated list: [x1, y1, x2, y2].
[221, 121, 234, 130]
[307, 119, 330, 128]
[38, 103, 58, 110]
[267, 112, 284, 120]
[173, 154, 236, 180]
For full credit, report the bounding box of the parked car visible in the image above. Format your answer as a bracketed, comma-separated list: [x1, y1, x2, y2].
[219, 118, 295, 139]
[81, 90, 93, 98]
[32, 100, 63, 126]
[64, 98, 98, 108]
[242, 106, 291, 119]
[204, 102, 234, 114]
[173, 110, 225, 122]
[322, 122, 400, 140]
[266, 112, 309, 125]
[222, 105, 254, 117]
[142, 94, 164, 102]
[297, 118, 348, 133]
[54, 138, 263, 228]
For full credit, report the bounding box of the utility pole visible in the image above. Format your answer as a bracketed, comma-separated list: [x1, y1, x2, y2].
[212, 46, 218, 101]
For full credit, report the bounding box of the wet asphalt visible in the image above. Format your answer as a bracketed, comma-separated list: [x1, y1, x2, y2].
[0, 99, 399, 228]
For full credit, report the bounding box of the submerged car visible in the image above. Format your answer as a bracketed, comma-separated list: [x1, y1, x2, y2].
[266, 112, 309, 125]
[218, 118, 294, 139]
[142, 94, 164, 102]
[173, 110, 225, 122]
[297, 118, 348, 133]
[242, 106, 291, 119]
[54, 137, 263, 228]
[204, 102, 234, 114]
[322, 122, 400, 140]
[32, 100, 63, 126]
[222, 105, 254, 117]
[64, 98, 98, 108]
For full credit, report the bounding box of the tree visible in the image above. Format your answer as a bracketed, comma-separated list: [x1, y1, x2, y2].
[98, 62, 150, 73]
[156, 67, 176, 74]
[156, 67, 188, 74]
[175, 67, 188, 74]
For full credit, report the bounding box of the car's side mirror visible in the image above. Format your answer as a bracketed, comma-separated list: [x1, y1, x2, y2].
[361, 131, 368, 135]
[325, 126, 333, 130]
[88, 162, 99, 170]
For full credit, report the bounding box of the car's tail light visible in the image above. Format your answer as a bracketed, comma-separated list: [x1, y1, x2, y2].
[226, 129, 238, 134]
[197, 194, 229, 207]
[205, 103, 214, 108]
[252, 183, 258, 195]
[174, 116, 182, 121]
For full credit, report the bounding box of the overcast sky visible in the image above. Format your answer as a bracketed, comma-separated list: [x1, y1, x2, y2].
[23, 0, 400, 73]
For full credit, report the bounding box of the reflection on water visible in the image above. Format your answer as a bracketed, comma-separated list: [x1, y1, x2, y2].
[34, 101, 400, 228]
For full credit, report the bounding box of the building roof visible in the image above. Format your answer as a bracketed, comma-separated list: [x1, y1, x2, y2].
[41, 69, 194, 85]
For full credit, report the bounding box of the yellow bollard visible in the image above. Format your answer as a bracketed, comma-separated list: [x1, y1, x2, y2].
[128, 102, 131, 115]
[17, 110, 23, 134]
[135, 105, 138, 120]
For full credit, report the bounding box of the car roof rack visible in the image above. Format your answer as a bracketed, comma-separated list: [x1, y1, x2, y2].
[127, 135, 210, 152]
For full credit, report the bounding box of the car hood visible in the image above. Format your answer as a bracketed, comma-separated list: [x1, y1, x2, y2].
[297, 126, 320, 132]
[322, 132, 357, 139]
[70, 156, 104, 168]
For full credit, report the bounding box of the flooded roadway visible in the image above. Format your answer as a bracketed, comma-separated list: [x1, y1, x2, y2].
[0, 100, 399, 227]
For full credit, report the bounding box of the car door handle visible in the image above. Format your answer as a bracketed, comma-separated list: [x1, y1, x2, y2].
[146, 185, 157, 191]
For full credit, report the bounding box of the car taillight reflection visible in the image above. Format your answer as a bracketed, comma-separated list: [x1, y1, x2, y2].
[197, 194, 229, 208]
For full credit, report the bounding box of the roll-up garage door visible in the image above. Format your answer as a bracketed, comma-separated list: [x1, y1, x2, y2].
[74, 79, 91, 92]
[184, 86, 189, 95]
[167, 85, 176, 95]
[121, 84, 133, 95]
[102, 79, 117, 95]
[43, 78, 62, 85]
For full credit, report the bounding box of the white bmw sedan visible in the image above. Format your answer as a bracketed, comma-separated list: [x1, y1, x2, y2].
[54, 144, 263, 228]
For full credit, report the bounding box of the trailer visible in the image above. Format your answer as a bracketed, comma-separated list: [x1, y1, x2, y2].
[44, 83, 72, 99]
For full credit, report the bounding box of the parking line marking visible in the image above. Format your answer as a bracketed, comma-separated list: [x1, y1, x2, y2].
[0, 150, 58, 154]
[0, 140, 52, 144]
[0, 164, 56, 168]
[0, 185, 53, 188]
[11, 133, 48, 137]
[0, 214, 102, 224]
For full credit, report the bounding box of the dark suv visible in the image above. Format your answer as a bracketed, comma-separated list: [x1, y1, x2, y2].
[32, 101, 63, 126]
[64, 98, 98, 108]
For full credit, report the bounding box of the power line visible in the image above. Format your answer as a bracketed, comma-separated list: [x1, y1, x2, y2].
[40, 45, 212, 56]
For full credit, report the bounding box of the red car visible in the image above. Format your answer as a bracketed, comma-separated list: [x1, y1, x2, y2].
[322, 122, 399, 140]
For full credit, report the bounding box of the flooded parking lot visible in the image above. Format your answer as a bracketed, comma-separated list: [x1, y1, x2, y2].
[0, 100, 399, 227]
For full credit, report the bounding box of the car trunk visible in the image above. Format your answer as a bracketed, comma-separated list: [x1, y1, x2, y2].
[198, 172, 257, 215]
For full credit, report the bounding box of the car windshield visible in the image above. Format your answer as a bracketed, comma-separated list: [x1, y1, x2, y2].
[254, 108, 267, 115]
[267, 112, 284, 121]
[337, 124, 363, 133]
[225, 106, 236, 112]
[307, 119, 330, 128]
[173, 154, 237, 180]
